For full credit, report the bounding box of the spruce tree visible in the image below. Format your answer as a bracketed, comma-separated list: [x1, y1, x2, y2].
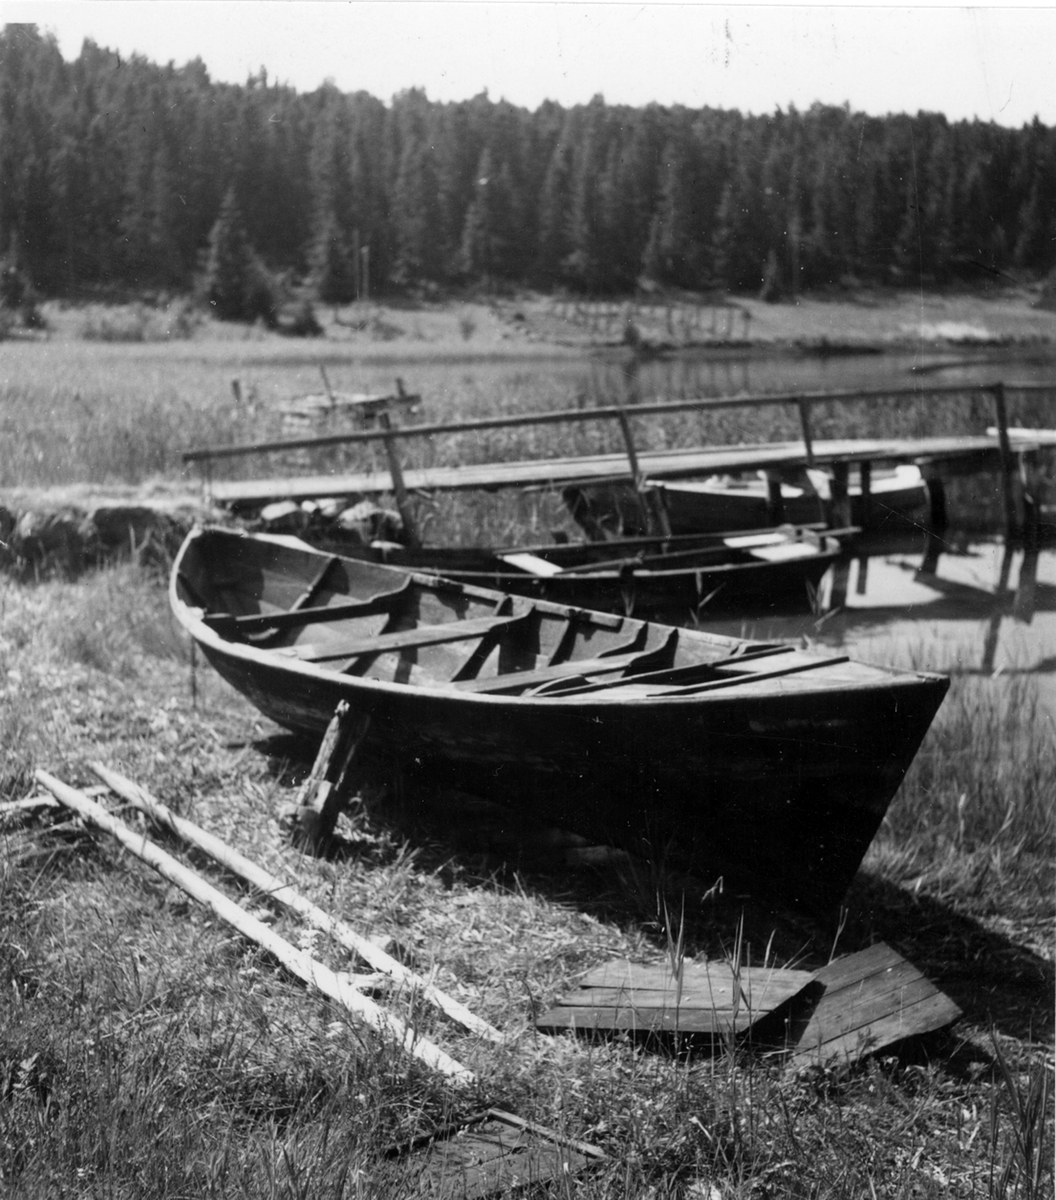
[204, 187, 275, 322]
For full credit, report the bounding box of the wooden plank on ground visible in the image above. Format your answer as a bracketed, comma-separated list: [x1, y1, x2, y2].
[535, 959, 815, 1037]
[383, 1108, 605, 1198]
[786, 942, 962, 1069]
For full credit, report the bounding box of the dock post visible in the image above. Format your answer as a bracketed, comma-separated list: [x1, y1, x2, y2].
[991, 382, 1022, 542]
[858, 461, 873, 530]
[764, 472, 785, 524]
[379, 412, 421, 549]
[796, 398, 816, 466]
[830, 461, 851, 529]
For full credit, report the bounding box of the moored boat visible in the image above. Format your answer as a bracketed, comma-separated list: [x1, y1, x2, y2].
[301, 524, 845, 620]
[172, 526, 949, 911]
[565, 464, 926, 539]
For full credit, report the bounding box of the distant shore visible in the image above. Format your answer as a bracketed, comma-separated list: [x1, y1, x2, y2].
[27, 281, 1056, 360]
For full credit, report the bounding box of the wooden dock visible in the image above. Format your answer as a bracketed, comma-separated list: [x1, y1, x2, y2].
[184, 379, 1054, 538]
[206, 429, 1056, 510]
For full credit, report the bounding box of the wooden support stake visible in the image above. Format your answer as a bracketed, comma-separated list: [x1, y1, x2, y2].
[614, 379, 665, 537]
[294, 700, 372, 850]
[764, 472, 785, 524]
[829, 461, 851, 529]
[35, 770, 475, 1084]
[378, 411, 420, 549]
[858, 461, 873, 530]
[991, 382, 1022, 542]
[796, 398, 816, 467]
[90, 762, 503, 1044]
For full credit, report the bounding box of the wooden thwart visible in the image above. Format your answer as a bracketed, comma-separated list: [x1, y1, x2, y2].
[285, 614, 517, 663]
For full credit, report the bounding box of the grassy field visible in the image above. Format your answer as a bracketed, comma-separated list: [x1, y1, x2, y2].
[0, 557, 1052, 1197]
[1, 291, 1053, 1196]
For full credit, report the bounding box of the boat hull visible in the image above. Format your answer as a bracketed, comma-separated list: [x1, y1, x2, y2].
[174, 528, 948, 913]
[303, 533, 840, 620]
[566, 466, 926, 539]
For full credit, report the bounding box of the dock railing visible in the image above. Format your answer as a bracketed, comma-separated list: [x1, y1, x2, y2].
[184, 380, 1055, 539]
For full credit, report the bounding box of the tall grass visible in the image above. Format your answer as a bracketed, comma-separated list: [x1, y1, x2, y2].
[1, 560, 1051, 1197]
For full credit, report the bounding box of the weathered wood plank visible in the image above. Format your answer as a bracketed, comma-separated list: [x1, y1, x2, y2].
[206, 429, 1056, 509]
[787, 943, 961, 1069]
[535, 960, 816, 1036]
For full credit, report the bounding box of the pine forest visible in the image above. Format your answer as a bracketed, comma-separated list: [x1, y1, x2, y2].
[3, 23, 1055, 307]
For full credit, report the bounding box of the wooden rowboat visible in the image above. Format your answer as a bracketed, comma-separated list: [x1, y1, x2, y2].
[172, 527, 949, 911]
[302, 524, 844, 620]
[565, 464, 926, 539]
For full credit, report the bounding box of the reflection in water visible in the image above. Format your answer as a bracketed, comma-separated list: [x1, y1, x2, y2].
[700, 534, 1056, 713]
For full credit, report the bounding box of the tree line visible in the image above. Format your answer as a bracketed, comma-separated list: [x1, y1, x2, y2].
[2, 22, 1055, 310]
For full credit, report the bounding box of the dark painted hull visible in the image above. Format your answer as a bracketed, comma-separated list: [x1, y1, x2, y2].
[306, 530, 841, 619]
[173, 528, 948, 912]
[566, 467, 926, 539]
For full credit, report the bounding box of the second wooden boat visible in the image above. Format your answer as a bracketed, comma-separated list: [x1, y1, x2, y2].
[172, 527, 949, 912]
[298, 523, 845, 620]
[565, 464, 926, 539]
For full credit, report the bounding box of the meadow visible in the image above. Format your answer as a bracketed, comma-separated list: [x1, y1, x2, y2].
[0, 297, 1053, 1197]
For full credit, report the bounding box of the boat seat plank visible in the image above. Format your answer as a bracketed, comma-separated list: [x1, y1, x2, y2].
[547, 644, 796, 697]
[453, 650, 652, 695]
[665, 654, 849, 695]
[204, 580, 412, 636]
[285, 614, 519, 663]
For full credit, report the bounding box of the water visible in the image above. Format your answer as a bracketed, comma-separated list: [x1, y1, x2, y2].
[701, 535, 1056, 718]
[286, 345, 1056, 709]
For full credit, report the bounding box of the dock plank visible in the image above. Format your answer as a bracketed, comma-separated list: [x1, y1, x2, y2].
[207, 431, 1056, 509]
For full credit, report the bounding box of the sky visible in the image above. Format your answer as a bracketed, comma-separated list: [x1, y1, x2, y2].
[2, 1, 1054, 128]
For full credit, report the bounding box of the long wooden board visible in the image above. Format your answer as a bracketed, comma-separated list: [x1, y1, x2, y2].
[534, 959, 816, 1036]
[785, 942, 962, 1069]
[207, 430, 1056, 509]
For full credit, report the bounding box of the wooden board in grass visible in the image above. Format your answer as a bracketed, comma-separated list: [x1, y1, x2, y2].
[784, 942, 962, 1070]
[534, 959, 816, 1036]
[382, 1109, 605, 1198]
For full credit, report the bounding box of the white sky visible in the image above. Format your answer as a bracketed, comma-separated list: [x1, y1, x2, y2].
[2, 1, 1054, 128]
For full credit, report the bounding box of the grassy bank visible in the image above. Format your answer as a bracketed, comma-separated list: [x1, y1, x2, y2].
[1, 561, 1052, 1197]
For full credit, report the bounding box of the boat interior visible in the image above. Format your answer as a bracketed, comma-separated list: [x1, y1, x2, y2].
[180, 531, 850, 699]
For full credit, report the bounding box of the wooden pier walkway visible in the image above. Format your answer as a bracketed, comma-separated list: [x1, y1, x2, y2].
[206, 429, 1056, 510]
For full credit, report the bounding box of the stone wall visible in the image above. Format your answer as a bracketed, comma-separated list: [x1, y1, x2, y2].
[0, 502, 210, 579]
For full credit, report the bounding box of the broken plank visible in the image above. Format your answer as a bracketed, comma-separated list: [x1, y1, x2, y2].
[786, 943, 961, 1070]
[383, 1108, 605, 1199]
[535, 959, 815, 1037]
